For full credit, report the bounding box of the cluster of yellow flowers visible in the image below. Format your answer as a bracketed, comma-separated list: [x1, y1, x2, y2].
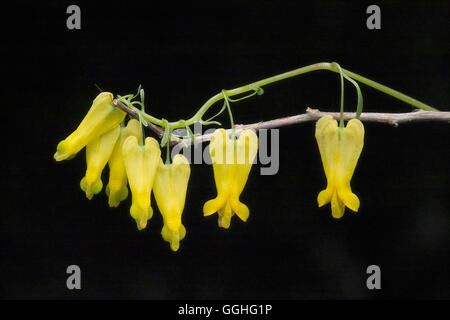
[54, 92, 262, 251]
[54, 92, 365, 251]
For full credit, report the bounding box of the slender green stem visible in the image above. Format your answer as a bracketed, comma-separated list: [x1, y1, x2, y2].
[139, 123, 144, 146]
[332, 63, 345, 128]
[341, 68, 438, 112]
[341, 72, 363, 118]
[222, 90, 235, 139]
[136, 62, 437, 129]
[165, 140, 171, 165]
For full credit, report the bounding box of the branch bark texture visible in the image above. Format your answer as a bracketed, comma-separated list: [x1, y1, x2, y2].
[113, 99, 449, 146]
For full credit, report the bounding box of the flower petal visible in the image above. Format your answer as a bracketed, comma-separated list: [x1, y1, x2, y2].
[230, 197, 250, 222]
[232, 129, 258, 197]
[338, 188, 360, 212]
[336, 118, 364, 212]
[106, 119, 142, 207]
[161, 224, 186, 252]
[54, 92, 126, 161]
[337, 119, 364, 185]
[315, 116, 339, 181]
[204, 129, 258, 228]
[154, 154, 190, 250]
[80, 125, 120, 199]
[122, 136, 161, 230]
[317, 186, 333, 207]
[203, 196, 227, 216]
[331, 191, 345, 219]
[218, 201, 233, 229]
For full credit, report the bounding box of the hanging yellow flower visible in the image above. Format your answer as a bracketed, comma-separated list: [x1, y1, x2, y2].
[54, 92, 126, 161]
[80, 126, 121, 200]
[122, 136, 161, 230]
[153, 154, 190, 252]
[105, 119, 142, 208]
[203, 128, 258, 229]
[315, 115, 364, 219]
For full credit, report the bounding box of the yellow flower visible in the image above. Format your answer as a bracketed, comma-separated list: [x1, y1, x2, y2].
[153, 154, 191, 252]
[122, 136, 161, 230]
[203, 129, 258, 229]
[54, 92, 126, 161]
[315, 115, 365, 219]
[80, 126, 120, 200]
[105, 119, 142, 208]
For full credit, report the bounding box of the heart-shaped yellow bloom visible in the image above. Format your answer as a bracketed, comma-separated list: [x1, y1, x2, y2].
[54, 92, 126, 161]
[315, 115, 364, 219]
[153, 154, 191, 251]
[105, 119, 142, 208]
[203, 129, 258, 229]
[122, 136, 161, 230]
[80, 125, 120, 200]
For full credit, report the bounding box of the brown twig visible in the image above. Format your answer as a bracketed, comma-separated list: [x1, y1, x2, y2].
[113, 99, 450, 147]
[113, 99, 165, 137]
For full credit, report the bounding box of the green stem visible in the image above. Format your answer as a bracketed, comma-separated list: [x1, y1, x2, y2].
[138, 62, 438, 128]
[222, 90, 235, 139]
[340, 68, 438, 112]
[165, 141, 171, 165]
[332, 63, 345, 128]
[341, 72, 363, 118]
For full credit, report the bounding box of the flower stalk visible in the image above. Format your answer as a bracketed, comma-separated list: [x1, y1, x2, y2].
[117, 62, 438, 132]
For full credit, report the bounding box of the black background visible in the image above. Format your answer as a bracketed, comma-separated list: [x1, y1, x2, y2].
[1, 1, 449, 299]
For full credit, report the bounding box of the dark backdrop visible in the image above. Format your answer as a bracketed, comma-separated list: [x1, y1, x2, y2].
[1, 1, 449, 299]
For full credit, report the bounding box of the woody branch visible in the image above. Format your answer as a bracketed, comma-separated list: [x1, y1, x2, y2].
[113, 99, 450, 146]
